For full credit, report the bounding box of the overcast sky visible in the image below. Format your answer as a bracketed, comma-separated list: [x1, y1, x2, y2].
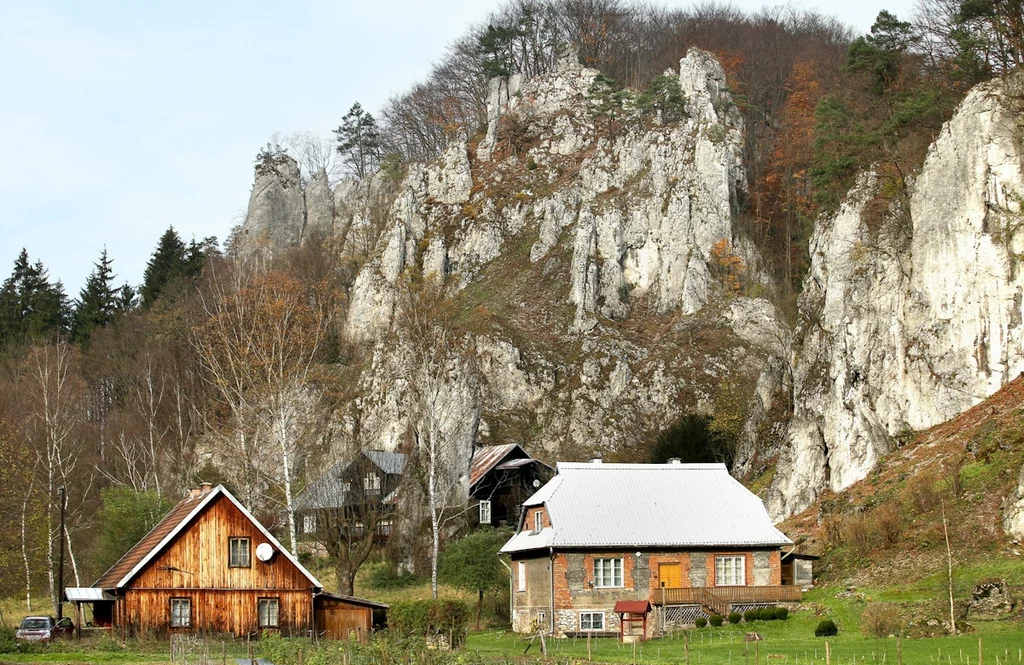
[0, 0, 916, 295]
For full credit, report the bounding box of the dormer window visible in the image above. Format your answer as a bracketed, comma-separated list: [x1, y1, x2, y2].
[534, 510, 543, 533]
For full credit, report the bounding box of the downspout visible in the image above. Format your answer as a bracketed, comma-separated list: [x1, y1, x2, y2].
[549, 547, 555, 636]
[498, 558, 512, 626]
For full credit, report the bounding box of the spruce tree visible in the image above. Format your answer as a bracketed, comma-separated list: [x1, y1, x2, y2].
[72, 248, 120, 344]
[0, 249, 71, 344]
[140, 227, 188, 307]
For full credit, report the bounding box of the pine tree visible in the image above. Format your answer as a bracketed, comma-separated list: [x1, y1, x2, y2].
[72, 248, 120, 344]
[140, 227, 188, 307]
[334, 103, 382, 179]
[0, 249, 71, 344]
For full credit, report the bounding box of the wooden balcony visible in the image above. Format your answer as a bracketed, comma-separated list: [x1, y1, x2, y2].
[654, 585, 802, 611]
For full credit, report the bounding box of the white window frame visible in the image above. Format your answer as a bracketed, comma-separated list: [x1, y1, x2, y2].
[363, 473, 381, 493]
[715, 555, 746, 586]
[170, 598, 191, 628]
[258, 597, 280, 628]
[479, 500, 492, 524]
[517, 561, 527, 592]
[534, 510, 543, 532]
[580, 611, 605, 631]
[593, 557, 624, 588]
[303, 514, 316, 534]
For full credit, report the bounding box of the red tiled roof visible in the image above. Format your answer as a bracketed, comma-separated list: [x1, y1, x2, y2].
[93, 489, 213, 589]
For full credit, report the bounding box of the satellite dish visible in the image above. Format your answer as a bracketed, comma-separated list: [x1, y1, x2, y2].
[532, 479, 541, 488]
[255, 543, 275, 563]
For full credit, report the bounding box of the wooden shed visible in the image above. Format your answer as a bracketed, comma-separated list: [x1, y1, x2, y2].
[66, 483, 385, 639]
[314, 593, 388, 641]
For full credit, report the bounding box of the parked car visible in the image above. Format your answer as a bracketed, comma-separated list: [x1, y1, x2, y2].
[15, 616, 74, 641]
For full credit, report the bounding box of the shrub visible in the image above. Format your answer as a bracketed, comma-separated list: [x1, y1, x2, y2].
[861, 603, 902, 638]
[728, 612, 742, 624]
[744, 609, 759, 622]
[388, 599, 469, 647]
[815, 619, 839, 637]
[368, 564, 423, 590]
[695, 616, 708, 628]
[776, 607, 789, 620]
[761, 607, 777, 620]
[526, 156, 538, 170]
[709, 614, 724, 627]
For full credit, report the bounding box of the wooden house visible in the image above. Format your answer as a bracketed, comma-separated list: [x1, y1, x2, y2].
[66, 483, 386, 639]
[469, 444, 553, 528]
[501, 461, 800, 638]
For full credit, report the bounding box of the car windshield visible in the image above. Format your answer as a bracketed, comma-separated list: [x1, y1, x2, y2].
[21, 618, 50, 630]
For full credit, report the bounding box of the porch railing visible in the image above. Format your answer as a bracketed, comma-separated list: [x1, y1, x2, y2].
[656, 585, 802, 609]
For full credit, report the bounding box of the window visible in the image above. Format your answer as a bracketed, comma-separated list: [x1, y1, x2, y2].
[580, 611, 604, 631]
[258, 598, 280, 628]
[479, 500, 492, 524]
[517, 561, 526, 592]
[533, 510, 543, 532]
[593, 557, 623, 588]
[170, 598, 191, 628]
[715, 555, 746, 586]
[303, 515, 316, 534]
[363, 474, 381, 493]
[537, 610, 547, 626]
[229, 537, 250, 567]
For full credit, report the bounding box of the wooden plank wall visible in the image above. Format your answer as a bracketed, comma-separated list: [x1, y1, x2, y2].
[122, 494, 315, 635]
[120, 589, 313, 636]
[315, 601, 372, 641]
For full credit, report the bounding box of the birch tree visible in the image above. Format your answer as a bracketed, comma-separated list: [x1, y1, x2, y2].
[194, 257, 338, 554]
[396, 280, 478, 598]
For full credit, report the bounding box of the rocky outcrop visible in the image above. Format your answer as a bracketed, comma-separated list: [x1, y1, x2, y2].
[769, 76, 1024, 518]
[304, 169, 334, 237]
[332, 48, 788, 470]
[967, 579, 1014, 620]
[239, 155, 306, 251]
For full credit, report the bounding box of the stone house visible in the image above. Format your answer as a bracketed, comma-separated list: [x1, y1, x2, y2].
[500, 461, 799, 637]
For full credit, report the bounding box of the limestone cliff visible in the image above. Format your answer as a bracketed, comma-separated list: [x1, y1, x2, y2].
[768, 76, 1024, 519]
[238, 49, 790, 481]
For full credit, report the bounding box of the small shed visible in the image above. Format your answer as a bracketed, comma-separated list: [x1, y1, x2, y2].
[781, 552, 818, 588]
[613, 600, 651, 643]
[314, 593, 388, 641]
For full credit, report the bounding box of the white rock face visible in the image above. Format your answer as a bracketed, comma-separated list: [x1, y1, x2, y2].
[1002, 465, 1024, 540]
[239, 155, 306, 251]
[770, 78, 1024, 519]
[304, 169, 334, 237]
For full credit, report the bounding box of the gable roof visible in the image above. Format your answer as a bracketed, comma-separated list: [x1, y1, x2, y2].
[501, 462, 791, 553]
[294, 450, 407, 511]
[93, 485, 322, 591]
[470, 444, 553, 489]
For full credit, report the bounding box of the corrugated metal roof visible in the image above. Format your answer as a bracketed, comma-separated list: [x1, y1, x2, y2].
[294, 451, 407, 511]
[503, 462, 791, 552]
[469, 444, 522, 488]
[362, 450, 407, 475]
[65, 587, 114, 601]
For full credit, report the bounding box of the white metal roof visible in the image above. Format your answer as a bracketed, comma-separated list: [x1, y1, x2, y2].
[65, 587, 114, 601]
[501, 462, 791, 553]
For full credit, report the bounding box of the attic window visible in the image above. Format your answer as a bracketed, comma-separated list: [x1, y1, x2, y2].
[363, 474, 381, 493]
[533, 510, 543, 533]
[229, 537, 251, 568]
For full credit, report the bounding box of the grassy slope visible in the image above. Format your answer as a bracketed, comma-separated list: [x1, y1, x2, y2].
[778, 376, 1024, 631]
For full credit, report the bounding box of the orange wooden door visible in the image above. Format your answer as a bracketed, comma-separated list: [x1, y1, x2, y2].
[659, 563, 681, 589]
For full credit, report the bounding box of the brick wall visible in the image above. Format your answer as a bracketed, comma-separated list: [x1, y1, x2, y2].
[522, 506, 551, 531]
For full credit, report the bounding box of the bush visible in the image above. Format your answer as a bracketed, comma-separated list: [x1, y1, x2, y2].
[388, 599, 469, 647]
[709, 614, 724, 627]
[861, 603, 902, 638]
[761, 607, 777, 620]
[776, 607, 789, 620]
[815, 619, 839, 637]
[744, 609, 759, 622]
[694, 616, 708, 628]
[728, 612, 742, 624]
[368, 564, 424, 590]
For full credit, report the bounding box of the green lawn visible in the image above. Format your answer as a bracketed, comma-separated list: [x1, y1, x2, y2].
[464, 607, 1024, 665]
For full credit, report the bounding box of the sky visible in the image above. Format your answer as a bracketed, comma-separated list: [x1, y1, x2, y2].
[0, 0, 916, 295]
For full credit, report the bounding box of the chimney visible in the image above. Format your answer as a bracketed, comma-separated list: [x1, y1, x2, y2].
[188, 487, 201, 499]
[668, 458, 682, 465]
[589, 457, 603, 464]
[200, 482, 213, 493]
